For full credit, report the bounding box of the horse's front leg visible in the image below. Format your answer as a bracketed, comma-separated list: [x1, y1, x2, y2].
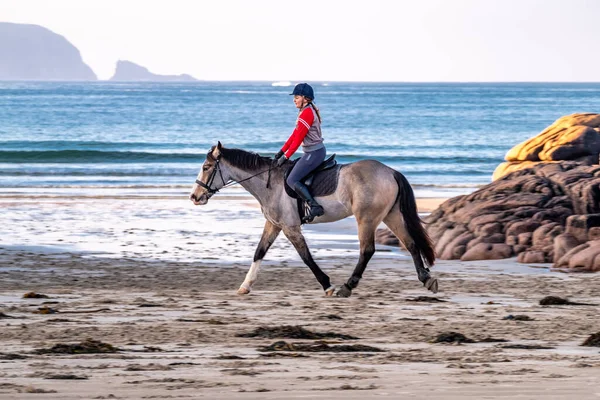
[282, 226, 335, 296]
[336, 220, 376, 297]
[238, 220, 281, 295]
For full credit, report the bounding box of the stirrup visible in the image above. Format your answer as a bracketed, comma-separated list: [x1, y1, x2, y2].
[302, 205, 324, 223]
[310, 205, 324, 217]
[302, 214, 315, 223]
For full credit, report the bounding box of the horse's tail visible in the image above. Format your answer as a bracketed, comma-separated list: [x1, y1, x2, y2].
[393, 171, 436, 267]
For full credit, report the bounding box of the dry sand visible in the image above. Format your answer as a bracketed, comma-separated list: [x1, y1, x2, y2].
[1, 195, 600, 399]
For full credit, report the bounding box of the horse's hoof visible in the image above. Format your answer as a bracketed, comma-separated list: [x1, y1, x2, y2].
[237, 287, 250, 295]
[424, 277, 439, 294]
[325, 285, 336, 297]
[336, 284, 352, 298]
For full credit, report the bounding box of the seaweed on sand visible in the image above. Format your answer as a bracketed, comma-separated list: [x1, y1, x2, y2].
[237, 325, 358, 340]
[406, 296, 447, 303]
[503, 314, 534, 321]
[431, 332, 474, 344]
[34, 339, 119, 355]
[581, 332, 600, 347]
[23, 292, 49, 299]
[539, 296, 595, 306]
[258, 341, 384, 353]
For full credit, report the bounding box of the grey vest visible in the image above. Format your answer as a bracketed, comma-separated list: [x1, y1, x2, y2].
[300, 106, 324, 152]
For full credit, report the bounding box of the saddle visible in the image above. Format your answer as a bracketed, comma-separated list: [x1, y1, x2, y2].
[283, 154, 342, 223]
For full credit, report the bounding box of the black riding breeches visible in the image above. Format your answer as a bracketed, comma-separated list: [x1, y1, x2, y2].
[286, 147, 327, 188]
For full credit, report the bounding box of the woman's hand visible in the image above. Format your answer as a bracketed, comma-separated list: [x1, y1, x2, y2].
[276, 155, 288, 167]
[273, 150, 286, 167]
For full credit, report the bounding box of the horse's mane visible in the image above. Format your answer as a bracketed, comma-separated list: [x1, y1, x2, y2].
[216, 147, 272, 172]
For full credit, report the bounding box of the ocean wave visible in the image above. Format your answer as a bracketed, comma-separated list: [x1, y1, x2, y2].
[0, 150, 203, 163]
[0, 171, 192, 177]
[0, 149, 500, 164]
[0, 140, 289, 152]
[0, 140, 509, 158]
[412, 183, 484, 188]
[0, 184, 192, 189]
[405, 170, 492, 176]
[272, 81, 292, 87]
[326, 142, 510, 151]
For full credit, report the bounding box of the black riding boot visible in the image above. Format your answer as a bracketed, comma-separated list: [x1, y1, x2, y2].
[293, 182, 324, 222]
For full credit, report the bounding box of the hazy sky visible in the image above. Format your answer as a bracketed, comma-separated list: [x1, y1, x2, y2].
[2, 0, 599, 81]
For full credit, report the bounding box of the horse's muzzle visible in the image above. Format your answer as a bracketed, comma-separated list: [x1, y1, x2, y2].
[189, 193, 209, 205]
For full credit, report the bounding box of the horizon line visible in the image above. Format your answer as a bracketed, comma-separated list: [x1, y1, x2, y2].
[2, 79, 600, 84]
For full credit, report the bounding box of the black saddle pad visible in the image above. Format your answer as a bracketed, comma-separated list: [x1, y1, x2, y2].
[284, 164, 343, 199]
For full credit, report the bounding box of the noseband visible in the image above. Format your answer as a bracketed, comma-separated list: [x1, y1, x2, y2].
[195, 155, 226, 196]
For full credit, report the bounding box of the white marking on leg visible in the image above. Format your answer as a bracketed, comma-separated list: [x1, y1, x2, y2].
[239, 260, 262, 292]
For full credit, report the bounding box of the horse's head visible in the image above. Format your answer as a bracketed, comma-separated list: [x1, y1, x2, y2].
[190, 142, 228, 205]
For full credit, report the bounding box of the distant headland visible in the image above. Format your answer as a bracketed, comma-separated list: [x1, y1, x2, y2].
[0, 22, 97, 81]
[0, 22, 197, 82]
[109, 60, 197, 82]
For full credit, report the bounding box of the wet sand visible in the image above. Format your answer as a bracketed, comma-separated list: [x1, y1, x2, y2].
[1, 196, 600, 399]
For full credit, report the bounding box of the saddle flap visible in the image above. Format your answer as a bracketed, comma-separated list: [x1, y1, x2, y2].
[304, 154, 337, 186]
[284, 163, 342, 200]
[283, 154, 337, 187]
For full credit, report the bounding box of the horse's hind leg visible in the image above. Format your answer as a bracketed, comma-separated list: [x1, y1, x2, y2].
[383, 209, 438, 293]
[282, 226, 334, 296]
[238, 220, 281, 295]
[335, 219, 377, 298]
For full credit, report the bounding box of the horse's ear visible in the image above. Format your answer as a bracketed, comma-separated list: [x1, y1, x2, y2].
[212, 142, 222, 158]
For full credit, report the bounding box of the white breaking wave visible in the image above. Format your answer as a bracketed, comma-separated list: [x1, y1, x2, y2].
[271, 81, 292, 87]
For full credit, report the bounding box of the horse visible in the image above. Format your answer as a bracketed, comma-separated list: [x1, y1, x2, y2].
[189, 142, 437, 297]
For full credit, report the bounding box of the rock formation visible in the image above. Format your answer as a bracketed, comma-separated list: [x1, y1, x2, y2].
[109, 60, 197, 82]
[422, 162, 600, 269]
[493, 113, 600, 180]
[376, 113, 600, 272]
[553, 215, 600, 272]
[0, 22, 97, 81]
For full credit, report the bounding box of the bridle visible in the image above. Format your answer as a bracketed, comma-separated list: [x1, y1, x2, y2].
[195, 155, 227, 197]
[195, 154, 274, 198]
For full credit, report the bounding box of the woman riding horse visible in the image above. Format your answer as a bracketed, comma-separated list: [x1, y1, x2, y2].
[273, 83, 325, 221]
[190, 142, 438, 298]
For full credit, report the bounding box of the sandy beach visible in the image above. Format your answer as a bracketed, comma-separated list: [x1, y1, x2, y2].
[1, 194, 600, 399]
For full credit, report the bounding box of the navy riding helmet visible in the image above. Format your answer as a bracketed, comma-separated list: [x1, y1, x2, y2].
[290, 83, 314, 100]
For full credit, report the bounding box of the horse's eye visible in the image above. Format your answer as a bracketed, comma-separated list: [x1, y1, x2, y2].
[203, 165, 210, 171]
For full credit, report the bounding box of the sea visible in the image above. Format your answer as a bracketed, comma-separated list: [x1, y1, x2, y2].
[1, 81, 600, 199]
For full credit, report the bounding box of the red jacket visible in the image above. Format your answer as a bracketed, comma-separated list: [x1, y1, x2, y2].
[280, 107, 315, 158]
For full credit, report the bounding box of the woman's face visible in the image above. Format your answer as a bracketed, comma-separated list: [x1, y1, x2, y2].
[293, 95, 307, 109]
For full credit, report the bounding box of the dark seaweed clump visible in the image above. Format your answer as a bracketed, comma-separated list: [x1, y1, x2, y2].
[503, 314, 534, 321]
[406, 296, 447, 303]
[581, 332, 600, 347]
[0, 352, 28, 360]
[431, 332, 474, 344]
[23, 292, 49, 299]
[237, 325, 358, 340]
[259, 340, 384, 353]
[539, 296, 595, 306]
[34, 339, 119, 355]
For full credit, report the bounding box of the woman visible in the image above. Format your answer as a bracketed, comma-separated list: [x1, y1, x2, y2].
[273, 82, 325, 219]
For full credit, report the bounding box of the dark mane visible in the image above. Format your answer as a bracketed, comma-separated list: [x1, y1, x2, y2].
[219, 147, 272, 171]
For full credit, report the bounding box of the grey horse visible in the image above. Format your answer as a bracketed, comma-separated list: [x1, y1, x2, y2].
[190, 142, 437, 297]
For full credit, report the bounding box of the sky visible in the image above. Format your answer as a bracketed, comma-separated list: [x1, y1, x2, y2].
[2, 0, 600, 81]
